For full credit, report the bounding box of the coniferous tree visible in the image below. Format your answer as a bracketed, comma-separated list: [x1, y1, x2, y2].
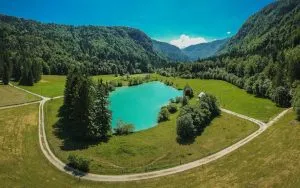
[88, 80, 112, 140]
[1, 52, 12, 85]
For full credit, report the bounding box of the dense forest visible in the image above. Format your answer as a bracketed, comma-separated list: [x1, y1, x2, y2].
[159, 0, 300, 107]
[0, 14, 168, 85]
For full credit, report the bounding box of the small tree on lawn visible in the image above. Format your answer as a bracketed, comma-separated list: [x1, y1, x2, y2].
[176, 114, 195, 142]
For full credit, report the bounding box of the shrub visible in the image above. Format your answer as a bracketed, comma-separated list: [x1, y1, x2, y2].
[114, 120, 135, 135]
[175, 96, 182, 103]
[167, 103, 178, 113]
[158, 107, 170, 122]
[176, 114, 195, 142]
[182, 96, 189, 106]
[67, 154, 90, 172]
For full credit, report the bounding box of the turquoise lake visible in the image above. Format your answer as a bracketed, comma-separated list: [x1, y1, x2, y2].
[109, 81, 182, 131]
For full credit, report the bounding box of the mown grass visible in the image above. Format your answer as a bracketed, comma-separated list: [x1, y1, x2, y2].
[0, 84, 40, 106]
[45, 98, 258, 174]
[1, 99, 299, 187]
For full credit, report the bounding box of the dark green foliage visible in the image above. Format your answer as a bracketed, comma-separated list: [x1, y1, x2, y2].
[182, 96, 189, 106]
[176, 114, 195, 142]
[67, 154, 90, 172]
[19, 57, 34, 86]
[113, 120, 135, 135]
[183, 84, 194, 98]
[158, 107, 170, 122]
[31, 58, 43, 83]
[62, 67, 94, 139]
[176, 93, 220, 143]
[175, 96, 182, 104]
[199, 94, 221, 117]
[271, 86, 291, 107]
[0, 14, 167, 77]
[88, 80, 112, 140]
[1, 52, 12, 85]
[292, 84, 300, 120]
[167, 103, 178, 114]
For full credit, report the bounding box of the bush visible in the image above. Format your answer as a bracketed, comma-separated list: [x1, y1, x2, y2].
[158, 107, 170, 122]
[175, 96, 182, 103]
[67, 154, 90, 172]
[182, 96, 189, 106]
[176, 114, 195, 142]
[114, 120, 135, 135]
[167, 103, 178, 113]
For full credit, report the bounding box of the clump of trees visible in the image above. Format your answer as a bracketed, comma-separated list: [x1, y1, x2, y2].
[113, 120, 135, 135]
[167, 103, 178, 114]
[176, 93, 220, 143]
[158, 107, 170, 122]
[292, 83, 300, 120]
[67, 154, 90, 172]
[61, 67, 111, 140]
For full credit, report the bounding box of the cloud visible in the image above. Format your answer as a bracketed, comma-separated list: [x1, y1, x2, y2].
[170, 34, 207, 49]
[227, 31, 231, 35]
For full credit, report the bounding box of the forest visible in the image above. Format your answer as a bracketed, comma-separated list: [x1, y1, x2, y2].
[0, 14, 167, 85]
[158, 0, 300, 108]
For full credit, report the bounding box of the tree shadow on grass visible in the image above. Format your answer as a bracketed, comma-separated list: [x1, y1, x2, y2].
[63, 165, 87, 177]
[53, 106, 109, 151]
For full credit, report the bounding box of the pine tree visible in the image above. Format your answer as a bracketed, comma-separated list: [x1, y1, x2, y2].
[1, 53, 12, 85]
[88, 80, 112, 140]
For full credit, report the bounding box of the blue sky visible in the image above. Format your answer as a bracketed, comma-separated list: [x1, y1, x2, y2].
[0, 0, 274, 48]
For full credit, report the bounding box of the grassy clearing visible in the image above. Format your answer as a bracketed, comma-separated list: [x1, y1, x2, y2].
[45, 98, 258, 174]
[153, 74, 283, 122]
[0, 84, 40, 106]
[1, 98, 299, 187]
[12, 75, 67, 98]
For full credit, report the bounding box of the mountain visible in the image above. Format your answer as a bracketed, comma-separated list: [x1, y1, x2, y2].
[0, 14, 167, 75]
[220, 0, 300, 55]
[182, 39, 228, 61]
[152, 40, 190, 62]
[168, 0, 300, 107]
[152, 39, 228, 62]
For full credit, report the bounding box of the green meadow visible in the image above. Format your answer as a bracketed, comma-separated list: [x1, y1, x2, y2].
[0, 84, 40, 106]
[13, 74, 283, 121]
[45, 98, 257, 174]
[1, 103, 299, 187]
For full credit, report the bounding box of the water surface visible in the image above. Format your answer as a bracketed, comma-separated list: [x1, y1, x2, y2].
[109, 81, 182, 131]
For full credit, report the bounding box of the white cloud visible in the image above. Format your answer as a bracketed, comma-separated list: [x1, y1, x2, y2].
[227, 31, 231, 35]
[169, 34, 207, 49]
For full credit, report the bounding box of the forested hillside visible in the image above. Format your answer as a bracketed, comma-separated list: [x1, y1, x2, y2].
[152, 39, 189, 62]
[159, 0, 300, 107]
[182, 39, 228, 61]
[0, 14, 167, 85]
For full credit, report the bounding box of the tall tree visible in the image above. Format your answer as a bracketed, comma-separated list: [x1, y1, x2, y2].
[88, 80, 112, 140]
[1, 52, 12, 85]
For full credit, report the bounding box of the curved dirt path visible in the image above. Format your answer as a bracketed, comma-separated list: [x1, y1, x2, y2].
[7, 84, 290, 182]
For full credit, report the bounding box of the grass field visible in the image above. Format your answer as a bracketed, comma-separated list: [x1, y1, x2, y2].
[153, 74, 283, 122]
[12, 74, 283, 121]
[0, 84, 40, 106]
[45, 98, 258, 174]
[1, 104, 299, 187]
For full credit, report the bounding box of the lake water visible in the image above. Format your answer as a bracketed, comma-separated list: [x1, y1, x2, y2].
[109, 81, 182, 131]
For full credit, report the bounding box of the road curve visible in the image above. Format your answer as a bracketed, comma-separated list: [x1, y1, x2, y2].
[7, 84, 290, 182]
